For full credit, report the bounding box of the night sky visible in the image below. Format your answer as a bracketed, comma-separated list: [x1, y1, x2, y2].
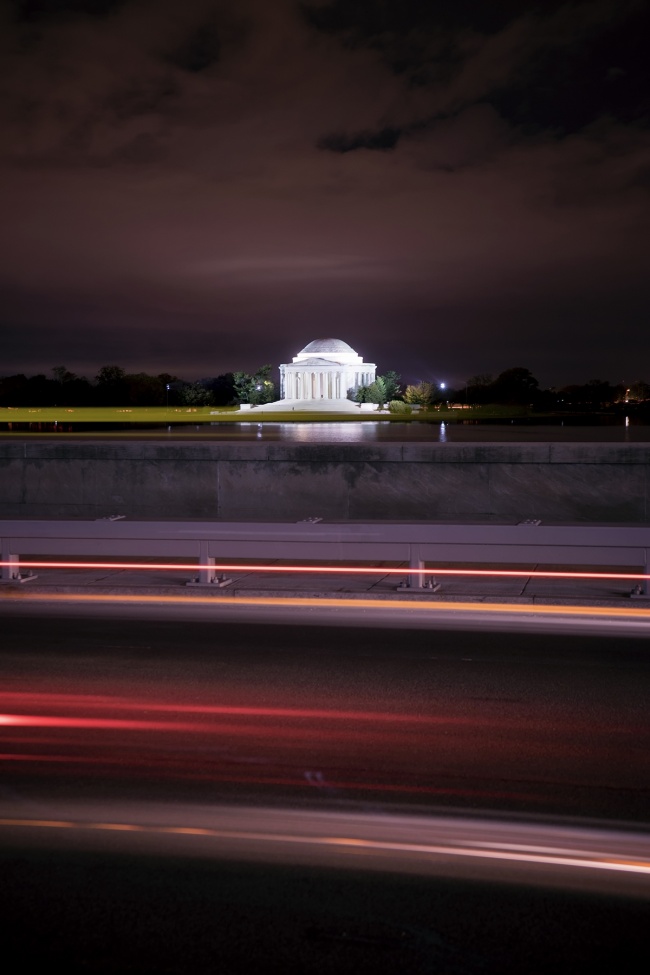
[1, 0, 648, 387]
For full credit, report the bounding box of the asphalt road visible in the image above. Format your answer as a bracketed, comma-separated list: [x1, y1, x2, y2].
[1, 602, 649, 822]
[1, 601, 649, 973]
[2, 826, 648, 975]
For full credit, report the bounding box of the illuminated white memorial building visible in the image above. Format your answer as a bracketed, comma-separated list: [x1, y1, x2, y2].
[279, 338, 376, 402]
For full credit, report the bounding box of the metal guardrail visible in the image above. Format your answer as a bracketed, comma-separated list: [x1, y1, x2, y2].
[1, 519, 648, 595]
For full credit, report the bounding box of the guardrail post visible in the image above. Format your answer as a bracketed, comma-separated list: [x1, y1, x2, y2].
[397, 544, 440, 591]
[186, 540, 232, 588]
[1, 549, 17, 581]
[0, 544, 37, 583]
[631, 549, 649, 598]
[397, 545, 432, 592]
[409, 545, 425, 589]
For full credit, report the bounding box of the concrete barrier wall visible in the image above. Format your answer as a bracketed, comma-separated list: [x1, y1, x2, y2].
[0, 441, 648, 522]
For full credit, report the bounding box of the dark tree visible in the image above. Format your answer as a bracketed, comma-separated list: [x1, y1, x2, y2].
[177, 382, 214, 406]
[489, 368, 539, 405]
[465, 374, 493, 405]
[233, 365, 276, 404]
[51, 366, 93, 406]
[203, 373, 236, 406]
[378, 370, 401, 400]
[95, 365, 126, 406]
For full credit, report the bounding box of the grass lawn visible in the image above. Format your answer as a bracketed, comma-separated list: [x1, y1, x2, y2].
[1, 406, 238, 424]
[0, 404, 583, 425]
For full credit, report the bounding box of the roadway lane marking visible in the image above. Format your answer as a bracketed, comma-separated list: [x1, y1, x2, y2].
[1, 818, 649, 877]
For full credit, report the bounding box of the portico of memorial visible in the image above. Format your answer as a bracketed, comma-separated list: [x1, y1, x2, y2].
[279, 338, 376, 402]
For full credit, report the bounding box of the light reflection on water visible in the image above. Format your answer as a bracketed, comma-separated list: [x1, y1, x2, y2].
[231, 419, 649, 443]
[3, 417, 649, 442]
[239, 422, 385, 443]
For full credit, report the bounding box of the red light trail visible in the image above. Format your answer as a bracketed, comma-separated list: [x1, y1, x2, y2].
[1, 559, 649, 582]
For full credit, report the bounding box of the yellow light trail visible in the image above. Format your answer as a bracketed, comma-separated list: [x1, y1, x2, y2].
[3, 590, 650, 621]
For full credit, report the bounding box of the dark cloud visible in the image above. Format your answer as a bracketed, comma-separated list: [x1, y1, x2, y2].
[487, 5, 650, 134]
[166, 21, 222, 73]
[106, 76, 179, 121]
[302, 0, 649, 127]
[300, 0, 532, 47]
[12, 0, 129, 23]
[319, 125, 401, 153]
[0, 0, 648, 386]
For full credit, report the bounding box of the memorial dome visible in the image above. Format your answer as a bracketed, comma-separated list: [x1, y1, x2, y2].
[299, 338, 356, 355]
[279, 337, 375, 402]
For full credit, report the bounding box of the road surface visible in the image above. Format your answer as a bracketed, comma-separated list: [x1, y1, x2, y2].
[1, 597, 649, 973]
[1, 598, 648, 821]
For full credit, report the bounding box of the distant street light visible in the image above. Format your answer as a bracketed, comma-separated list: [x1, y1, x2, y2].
[166, 384, 170, 409]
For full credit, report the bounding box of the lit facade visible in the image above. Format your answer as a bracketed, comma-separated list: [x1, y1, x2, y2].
[279, 339, 376, 401]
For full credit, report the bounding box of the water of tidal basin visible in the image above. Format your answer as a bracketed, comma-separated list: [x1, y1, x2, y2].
[4, 417, 649, 442]
[204, 419, 650, 443]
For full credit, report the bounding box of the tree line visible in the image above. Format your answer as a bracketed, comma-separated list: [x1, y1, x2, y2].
[0, 365, 229, 408]
[0, 364, 648, 410]
[351, 369, 649, 410]
[456, 371, 649, 409]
